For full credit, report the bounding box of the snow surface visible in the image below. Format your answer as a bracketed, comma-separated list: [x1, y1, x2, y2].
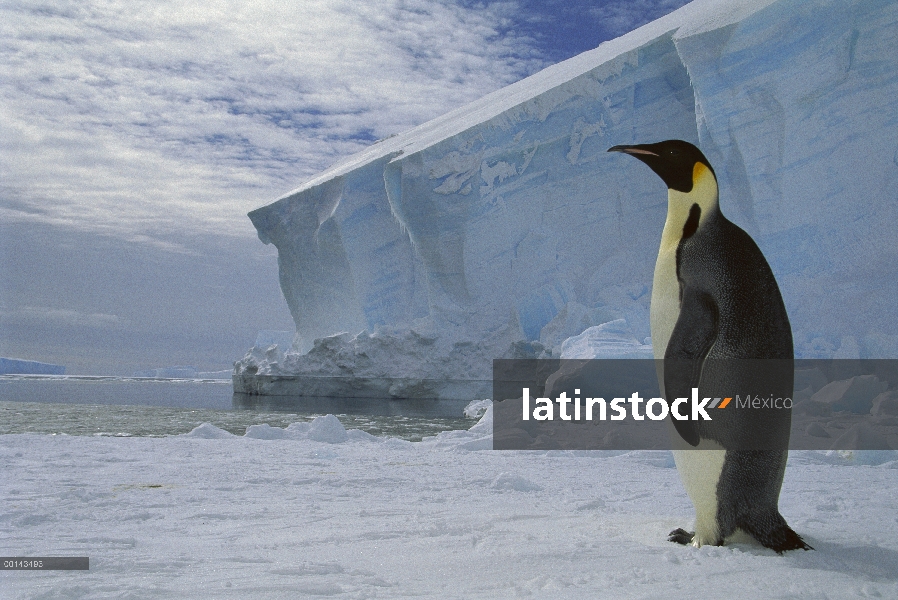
[239, 0, 898, 396]
[3, 415, 898, 598]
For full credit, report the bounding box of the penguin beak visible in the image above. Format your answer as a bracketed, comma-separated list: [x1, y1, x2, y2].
[607, 145, 659, 156]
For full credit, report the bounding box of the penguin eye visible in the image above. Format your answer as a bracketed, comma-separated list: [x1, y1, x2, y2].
[668, 148, 680, 156]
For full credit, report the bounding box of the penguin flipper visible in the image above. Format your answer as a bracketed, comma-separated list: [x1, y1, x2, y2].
[664, 286, 719, 447]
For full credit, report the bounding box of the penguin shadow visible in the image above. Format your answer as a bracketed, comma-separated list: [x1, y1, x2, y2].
[778, 539, 898, 582]
[705, 532, 898, 582]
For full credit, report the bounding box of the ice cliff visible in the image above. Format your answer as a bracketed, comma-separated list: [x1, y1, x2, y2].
[235, 0, 898, 399]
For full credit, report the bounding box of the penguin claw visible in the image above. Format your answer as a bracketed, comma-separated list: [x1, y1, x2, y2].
[668, 528, 695, 545]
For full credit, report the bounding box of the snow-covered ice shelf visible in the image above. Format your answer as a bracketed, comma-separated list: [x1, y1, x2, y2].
[2, 415, 897, 598]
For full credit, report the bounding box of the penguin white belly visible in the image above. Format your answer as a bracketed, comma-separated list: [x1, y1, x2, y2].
[650, 189, 701, 362]
[650, 245, 679, 361]
[672, 447, 725, 547]
[651, 209, 724, 548]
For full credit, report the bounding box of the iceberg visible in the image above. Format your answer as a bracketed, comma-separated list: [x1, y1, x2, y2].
[0, 357, 66, 376]
[236, 0, 898, 401]
[133, 366, 232, 379]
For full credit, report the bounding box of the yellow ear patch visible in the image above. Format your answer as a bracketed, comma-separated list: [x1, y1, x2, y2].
[693, 161, 709, 182]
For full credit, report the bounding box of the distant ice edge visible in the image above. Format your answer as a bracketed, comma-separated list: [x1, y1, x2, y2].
[235, 0, 898, 401]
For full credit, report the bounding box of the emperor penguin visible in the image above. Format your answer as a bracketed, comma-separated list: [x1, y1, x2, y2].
[607, 140, 811, 553]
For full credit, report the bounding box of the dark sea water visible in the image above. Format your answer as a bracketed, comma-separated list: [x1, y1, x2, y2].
[0, 376, 474, 440]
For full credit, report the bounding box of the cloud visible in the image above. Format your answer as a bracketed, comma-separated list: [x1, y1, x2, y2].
[0, 1, 695, 374]
[0, 0, 548, 243]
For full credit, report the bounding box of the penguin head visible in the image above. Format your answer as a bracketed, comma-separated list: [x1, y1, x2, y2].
[607, 140, 715, 193]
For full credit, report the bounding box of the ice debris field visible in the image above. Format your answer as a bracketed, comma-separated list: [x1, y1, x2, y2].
[3, 410, 898, 599]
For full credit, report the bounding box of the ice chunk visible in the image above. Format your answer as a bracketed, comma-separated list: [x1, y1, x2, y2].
[285, 422, 312, 435]
[307, 415, 349, 444]
[539, 302, 621, 356]
[183, 423, 234, 438]
[559, 319, 654, 359]
[463, 399, 492, 420]
[811, 375, 889, 415]
[871, 392, 898, 417]
[467, 403, 493, 436]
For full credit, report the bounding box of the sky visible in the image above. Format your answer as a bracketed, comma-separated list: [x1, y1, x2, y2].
[0, 0, 690, 375]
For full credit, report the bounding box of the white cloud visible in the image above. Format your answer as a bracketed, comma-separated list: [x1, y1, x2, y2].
[0, 0, 547, 242]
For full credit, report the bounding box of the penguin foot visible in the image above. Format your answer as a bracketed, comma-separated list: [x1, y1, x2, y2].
[758, 527, 814, 554]
[668, 528, 694, 545]
[740, 518, 813, 554]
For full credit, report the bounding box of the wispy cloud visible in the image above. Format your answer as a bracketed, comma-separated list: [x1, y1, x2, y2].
[0, 0, 693, 374]
[1, 0, 548, 242]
